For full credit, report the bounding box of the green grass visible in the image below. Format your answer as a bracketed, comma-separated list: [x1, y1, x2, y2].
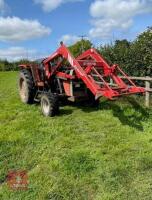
[0, 71, 152, 200]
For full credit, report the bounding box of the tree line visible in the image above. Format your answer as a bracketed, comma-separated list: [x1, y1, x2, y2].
[0, 59, 33, 71]
[98, 27, 152, 77]
[0, 27, 152, 78]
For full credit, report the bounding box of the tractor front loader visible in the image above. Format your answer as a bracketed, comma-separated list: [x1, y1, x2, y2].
[19, 43, 145, 117]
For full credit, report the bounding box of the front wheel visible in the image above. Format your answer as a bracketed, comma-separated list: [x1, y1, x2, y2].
[40, 93, 59, 117]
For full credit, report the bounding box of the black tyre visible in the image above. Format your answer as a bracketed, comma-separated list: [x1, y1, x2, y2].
[87, 90, 100, 107]
[88, 98, 100, 107]
[19, 69, 35, 104]
[40, 93, 59, 117]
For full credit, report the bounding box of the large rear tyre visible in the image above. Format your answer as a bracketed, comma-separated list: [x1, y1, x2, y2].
[40, 93, 59, 117]
[19, 69, 35, 104]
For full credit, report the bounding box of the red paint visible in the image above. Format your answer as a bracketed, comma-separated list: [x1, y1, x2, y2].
[20, 44, 145, 100]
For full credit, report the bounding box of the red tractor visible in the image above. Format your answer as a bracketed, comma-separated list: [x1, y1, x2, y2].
[18, 43, 145, 117]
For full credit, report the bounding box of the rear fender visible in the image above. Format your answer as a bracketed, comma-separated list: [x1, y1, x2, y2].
[19, 64, 31, 70]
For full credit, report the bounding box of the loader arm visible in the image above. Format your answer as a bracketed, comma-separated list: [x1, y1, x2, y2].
[42, 44, 145, 100]
[42, 44, 105, 98]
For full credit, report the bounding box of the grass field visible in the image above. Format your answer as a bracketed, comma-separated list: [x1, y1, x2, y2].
[0, 72, 152, 200]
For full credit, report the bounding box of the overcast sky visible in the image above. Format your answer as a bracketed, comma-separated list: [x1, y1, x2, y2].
[0, 0, 152, 61]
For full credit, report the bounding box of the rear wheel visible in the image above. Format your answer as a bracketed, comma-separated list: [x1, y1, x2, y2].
[19, 69, 35, 104]
[40, 93, 59, 117]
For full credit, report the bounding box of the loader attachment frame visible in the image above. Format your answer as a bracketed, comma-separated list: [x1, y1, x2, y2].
[41, 44, 145, 100]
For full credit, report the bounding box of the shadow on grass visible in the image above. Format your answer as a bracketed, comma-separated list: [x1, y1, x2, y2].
[71, 97, 149, 131]
[36, 96, 149, 131]
[68, 101, 100, 113]
[59, 108, 73, 116]
[99, 97, 149, 131]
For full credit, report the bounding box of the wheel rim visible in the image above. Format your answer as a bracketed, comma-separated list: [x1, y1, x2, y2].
[19, 78, 27, 101]
[42, 98, 50, 115]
